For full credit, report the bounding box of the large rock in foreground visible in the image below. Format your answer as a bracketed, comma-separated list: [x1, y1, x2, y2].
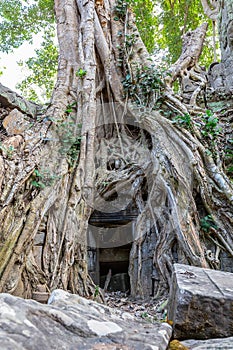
[167, 264, 233, 340]
[181, 336, 233, 349]
[0, 289, 172, 350]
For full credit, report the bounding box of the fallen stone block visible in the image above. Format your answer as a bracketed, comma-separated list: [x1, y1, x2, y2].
[167, 263, 233, 340]
[0, 289, 172, 350]
[0, 83, 40, 117]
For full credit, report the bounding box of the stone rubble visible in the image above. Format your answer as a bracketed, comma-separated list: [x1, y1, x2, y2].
[105, 290, 168, 322]
[1, 264, 233, 349]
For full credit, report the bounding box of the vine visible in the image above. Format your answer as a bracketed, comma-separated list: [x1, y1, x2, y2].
[122, 65, 165, 108]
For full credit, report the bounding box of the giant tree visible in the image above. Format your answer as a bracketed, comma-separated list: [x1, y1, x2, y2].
[0, 0, 232, 299]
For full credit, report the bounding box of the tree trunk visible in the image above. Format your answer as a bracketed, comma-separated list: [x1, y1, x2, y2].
[0, 0, 232, 300]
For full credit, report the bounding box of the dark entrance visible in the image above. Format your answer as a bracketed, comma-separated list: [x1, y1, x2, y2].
[99, 244, 131, 292]
[88, 207, 137, 292]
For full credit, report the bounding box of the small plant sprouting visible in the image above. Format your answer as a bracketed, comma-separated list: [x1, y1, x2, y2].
[141, 312, 149, 319]
[31, 168, 59, 189]
[0, 143, 15, 159]
[201, 110, 222, 138]
[6, 145, 15, 158]
[140, 312, 155, 323]
[172, 113, 192, 129]
[31, 169, 46, 189]
[65, 102, 77, 114]
[94, 285, 100, 298]
[200, 215, 218, 233]
[76, 68, 87, 78]
[205, 149, 212, 156]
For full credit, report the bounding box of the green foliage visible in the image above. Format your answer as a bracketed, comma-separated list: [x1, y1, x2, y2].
[140, 311, 157, 323]
[122, 65, 164, 107]
[172, 113, 192, 129]
[201, 110, 222, 138]
[114, 0, 128, 19]
[114, 0, 157, 53]
[6, 145, 15, 159]
[0, 0, 54, 53]
[66, 136, 82, 166]
[114, 0, 215, 71]
[94, 285, 100, 298]
[57, 113, 82, 166]
[31, 168, 59, 189]
[200, 215, 218, 233]
[141, 312, 149, 319]
[76, 68, 87, 78]
[16, 28, 58, 103]
[116, 0, 165, 109]
[0, 0, 57, 103]
[172, 110, 222, 140]
[1, 0, 217, 103]
[0, 143, 15, 158]
[227, 165, 233, 174]
[65, 102, 77, 114]
[153, 0, 214, 65]
[0, 63, 6, 77]
[128, 0, 157, 53]
[225, 139, 233, 158]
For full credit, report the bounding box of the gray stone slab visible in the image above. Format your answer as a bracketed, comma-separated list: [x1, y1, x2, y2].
[0, 289, 172, 350]
[181, 337, 233, 349]
[0, 83, 41, 117]
[167, 264, 233, 340]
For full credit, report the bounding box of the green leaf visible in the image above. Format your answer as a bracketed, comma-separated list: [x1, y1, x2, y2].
[200, 215, 218, 233]
[76, 68, 87, 78]
[31, 180, 45, 189]
[34, 169, 43, 177]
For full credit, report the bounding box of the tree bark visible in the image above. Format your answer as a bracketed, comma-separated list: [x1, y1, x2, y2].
[200, 0, 219, 21]
[0, 0, 232, 300]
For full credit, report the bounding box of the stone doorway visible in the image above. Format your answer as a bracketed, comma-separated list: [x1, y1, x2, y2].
[99, 244, 131, 292]
[88, 207, 137, 292]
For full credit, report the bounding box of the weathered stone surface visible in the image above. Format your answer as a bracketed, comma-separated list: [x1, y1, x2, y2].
[100, 273, 130, 292]
[167, 264, 233, 340]
[0, 83, 41, 117]
[2, 135, 24, 150]
[181, 337, 233, 349]
[0, 289, 172, 350]
[3, 109, 28, 135]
